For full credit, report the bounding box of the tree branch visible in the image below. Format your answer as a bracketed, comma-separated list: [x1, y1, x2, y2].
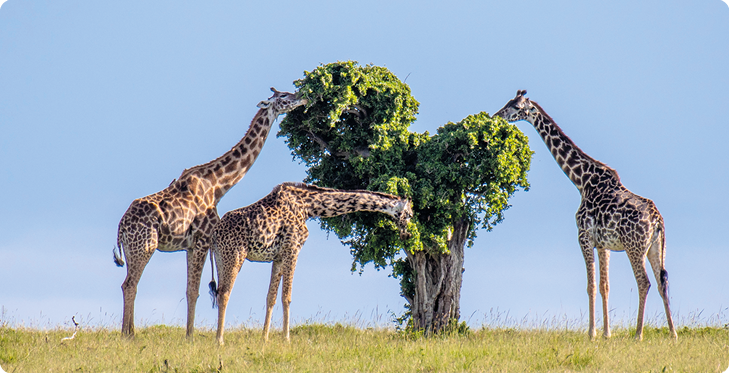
[306, 131, 370, 158]
[344, 104, 368, 121]
[307, 131, 348, 157]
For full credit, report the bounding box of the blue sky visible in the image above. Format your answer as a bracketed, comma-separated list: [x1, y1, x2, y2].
[1, 1, 728, 331]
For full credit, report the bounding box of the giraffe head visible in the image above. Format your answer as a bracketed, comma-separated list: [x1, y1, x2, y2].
[257, 87, 308, 116]
[394, 199, 414, 240]
[493, 89, 536, 122]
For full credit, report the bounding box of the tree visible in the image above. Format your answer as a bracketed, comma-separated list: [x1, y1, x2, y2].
[279, 61, 532, 333]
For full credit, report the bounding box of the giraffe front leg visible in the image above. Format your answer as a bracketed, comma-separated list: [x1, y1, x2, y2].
[598, 249, 611, 338]
[185, 239, 210, 340]
[281, 249, 302, 342]
[628, 251, 651, 341]
[263, 260, 284, 342]
[579, 231, 597, 340]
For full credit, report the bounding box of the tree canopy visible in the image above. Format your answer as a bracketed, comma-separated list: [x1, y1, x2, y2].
[278, 61, 532, 314]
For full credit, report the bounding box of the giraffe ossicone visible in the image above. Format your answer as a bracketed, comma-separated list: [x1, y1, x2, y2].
[210, 182, 413, 345]
[114, 88, 306, 338]
[494, 90, 677, 341]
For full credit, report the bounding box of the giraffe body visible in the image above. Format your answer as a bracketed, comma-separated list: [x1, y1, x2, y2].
[114, 88, 306, 338]
[494, 90, 676, 340]
[211, 182, 412, 344]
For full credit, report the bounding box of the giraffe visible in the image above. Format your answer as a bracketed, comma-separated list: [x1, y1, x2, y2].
[113, 88, 307, 338]
[493, 90, 677, 340]
[210, 182, 413, 345]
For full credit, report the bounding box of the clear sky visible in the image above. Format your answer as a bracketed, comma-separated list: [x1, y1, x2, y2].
[1, 1, 728, 331]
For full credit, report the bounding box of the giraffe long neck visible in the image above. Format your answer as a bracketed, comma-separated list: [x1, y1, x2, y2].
[299, 187, 403, 219]
[181, 108, 276, 203]
[527, 103, 604, 191]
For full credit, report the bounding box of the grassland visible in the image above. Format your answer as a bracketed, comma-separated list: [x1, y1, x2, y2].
[1, 323, 727, 372]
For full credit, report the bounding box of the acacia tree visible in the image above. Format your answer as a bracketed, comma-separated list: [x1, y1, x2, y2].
[279, 61, 532, 333]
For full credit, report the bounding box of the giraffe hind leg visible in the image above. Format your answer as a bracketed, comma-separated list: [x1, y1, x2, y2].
[281, 247, 303, 342]
[646, 236, 677, 339]
[627, 247, 651, 341]
[214, 248, 246, 345]
[185, 239, 210, 339]
[120, 225, 158, 337]
[263, 260, 284, 342]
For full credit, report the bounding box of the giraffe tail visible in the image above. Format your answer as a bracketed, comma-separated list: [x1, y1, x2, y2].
[113, 244, 125, 267]
[658, 221, 670, 304]
[208, 249, 219, 309]
[113, 231, 127, 267]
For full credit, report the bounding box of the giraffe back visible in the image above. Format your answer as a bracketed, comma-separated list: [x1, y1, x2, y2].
[118, 176, 219, 253]
[213, 182, 412, 264]
[577, 181, 664, 252]
[213, 184, 309, 263]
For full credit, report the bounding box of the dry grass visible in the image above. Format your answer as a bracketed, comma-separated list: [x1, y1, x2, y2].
[1, 323, 728, 372]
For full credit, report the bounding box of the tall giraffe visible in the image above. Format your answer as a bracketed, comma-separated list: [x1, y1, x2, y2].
[113, 88, 307, 338]
[494, 90, 677, 340]
[210, 182, 413, 344]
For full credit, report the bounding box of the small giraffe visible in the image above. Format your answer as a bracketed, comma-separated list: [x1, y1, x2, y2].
[210, 182, 413, 344]
[494, 90, 677, 340]
[113, 88, 307, 338]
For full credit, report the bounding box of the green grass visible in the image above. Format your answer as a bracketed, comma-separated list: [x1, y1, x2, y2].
[1, 324, 727, 372]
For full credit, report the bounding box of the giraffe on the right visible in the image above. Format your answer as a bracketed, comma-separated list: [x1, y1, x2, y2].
[494, 90, 677, 340]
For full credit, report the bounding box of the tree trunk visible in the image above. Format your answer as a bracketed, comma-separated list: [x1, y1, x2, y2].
[404, 218, 469, 334]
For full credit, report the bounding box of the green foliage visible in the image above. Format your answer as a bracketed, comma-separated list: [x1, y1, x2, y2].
[417, 113, 531, 234]
[392, 257, 416, 305]
[279, 61, 532, 275]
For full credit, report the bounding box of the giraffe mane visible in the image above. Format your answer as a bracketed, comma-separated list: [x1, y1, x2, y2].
[529, 100, 621, 182]
[178, 108, 269, 180]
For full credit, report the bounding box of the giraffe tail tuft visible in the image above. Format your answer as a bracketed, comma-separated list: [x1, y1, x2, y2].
[208, 280, 218, 309]
[208, 248, 218, 308]
[113, 245, 125, 267]
[660, 268, 670, 304]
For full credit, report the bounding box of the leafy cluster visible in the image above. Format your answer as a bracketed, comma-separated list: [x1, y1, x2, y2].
[279, 61, 532, 273]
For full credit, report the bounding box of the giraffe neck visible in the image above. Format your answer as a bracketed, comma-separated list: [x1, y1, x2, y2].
[288, 184, 403, 219]
[180, 108, 276, 203]
[527, 102, 609, 191]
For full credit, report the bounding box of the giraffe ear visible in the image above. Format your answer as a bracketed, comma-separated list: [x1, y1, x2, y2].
[257, 100, 272, 109]
[270, 87, 279, 93]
